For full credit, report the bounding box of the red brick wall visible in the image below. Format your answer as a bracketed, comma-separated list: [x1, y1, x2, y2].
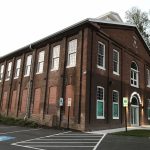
[21, 89, 28, 113]
[2, 92, 7, 111]
[48, 86, 57, 114]
[33, 88, 41, 114]
[10, 90, 17, 112]
[65, 85, 74, 116]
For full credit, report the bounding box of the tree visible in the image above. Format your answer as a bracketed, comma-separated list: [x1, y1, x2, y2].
[125, 7, 150, 49]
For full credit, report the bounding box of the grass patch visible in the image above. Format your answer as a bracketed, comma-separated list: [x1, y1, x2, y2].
[0, 115, 39, 128]
[112, 130, 150, 137]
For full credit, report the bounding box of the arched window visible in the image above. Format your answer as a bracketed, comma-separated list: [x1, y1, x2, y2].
[131, 62, 139, 87]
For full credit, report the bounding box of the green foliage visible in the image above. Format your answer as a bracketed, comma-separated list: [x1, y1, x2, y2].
[125, 7, 150, 49]
[113, 130, 150, 137]
[0, 115, 39, 128]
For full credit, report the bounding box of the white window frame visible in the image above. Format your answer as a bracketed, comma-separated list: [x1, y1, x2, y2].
[51, 45, 60, 71]
[130, 61, 139, 88]
[113, 49, 119, 75]
[147, 69, 150, 88]
[36, 51, 45, 74]
[67, 39, 77, 68]
[6, 62, 12, 81]
[24, 55, 32, 77]
[14, 59, 21, 79]
[97, 41, 106, 70]
[96, 86, 105, 119]
[112, 90, 119, 119]
[0, 64, 4, 82]
[148, 99, 150, 120]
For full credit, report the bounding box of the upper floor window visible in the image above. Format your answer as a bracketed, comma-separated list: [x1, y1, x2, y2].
[96, 86, 105, 119]
[6, 62, 12, 80]
[67, 39, 77, 67]
[51, 45, 60, 70]
[113, 50, 119, 75]
[131, 61, 139, 88]
[37, 51, 45, 74]
[112, 90, 119, 119]
[147, 69, 150, 87]
[14, 59, 21, 79]
[24, 55, 32, 76]
[148, 99, 150, 120]
[97, 42, 105, 70]
[0, 65, 4, 82]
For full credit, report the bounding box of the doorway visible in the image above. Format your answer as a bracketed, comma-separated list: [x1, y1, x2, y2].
[131, 96, 139, 126]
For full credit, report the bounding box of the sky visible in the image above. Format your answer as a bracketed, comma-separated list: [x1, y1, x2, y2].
[0, 0, 149, 57]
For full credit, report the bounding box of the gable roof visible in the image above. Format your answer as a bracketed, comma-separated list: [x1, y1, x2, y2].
[96, 11, 123, 23]
[88, 18, 150, 52]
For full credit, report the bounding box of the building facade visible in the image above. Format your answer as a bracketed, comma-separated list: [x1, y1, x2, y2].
[0, 13, 150, 131]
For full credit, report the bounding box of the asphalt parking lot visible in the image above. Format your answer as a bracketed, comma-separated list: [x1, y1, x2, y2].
[99, 134, 150, 150]
[0, 124, 104, 150]
[1, 124, 150, 150]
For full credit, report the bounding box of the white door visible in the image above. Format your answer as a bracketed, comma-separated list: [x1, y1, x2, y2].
[131, 105, 139, 126]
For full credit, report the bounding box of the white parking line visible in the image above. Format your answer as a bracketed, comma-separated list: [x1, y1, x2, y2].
[93, 133, 107, 150]
[12, 144, 45, 150]
[25, 145, 94, 148]
[48, 135, 102, 137]
[12, 131, 72, 150]
[12, 131, 105, 150]
[21, 142, 97, 143]
[0, 128, 41, 135]
[31, 139, 100, 140]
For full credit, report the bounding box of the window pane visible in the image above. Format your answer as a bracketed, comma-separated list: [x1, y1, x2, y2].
[131, 62, 138, 87]
[113, 62, 117, 72]
[147, 69, 150, 86]
[68, 39, 77, 53]
[53, 45, 60, 58]
[131, 62, 138, 70]
[16, 59, 21, 68]
[113, 103, 119, 117]
[98, 43, 104, 55]
[38, 51, 45, 62]
[38, 62, 44, 73]
[97, 42, 105, 67]
[27, 55, 32, 66]
[68, 39, 77, 66]
[0, 65, 4, 80]
[69, 53, 76, 66]
[148, 108, 150, 118]
[52, 46, 60, 70]
[98, 55, 104, 67]
[97, 101, 103, 117]
[113, 51, 118, 61]
[53, 58, 59, 69]
[25, 66, 31, 76]
[97, 87, 104, 100]
[148, 100, 150, 107]
[113, 91, 119, 102]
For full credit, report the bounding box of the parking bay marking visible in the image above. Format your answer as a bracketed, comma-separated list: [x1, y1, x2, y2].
[12, 131, 105, 150]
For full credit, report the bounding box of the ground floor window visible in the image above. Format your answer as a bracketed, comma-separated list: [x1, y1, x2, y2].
[148, 99, 150, 120]
[112, 90, 119, 119]
[96, 86, 104, 119]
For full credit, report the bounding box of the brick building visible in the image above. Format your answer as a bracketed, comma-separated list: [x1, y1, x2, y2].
[0, 12, 150, 131]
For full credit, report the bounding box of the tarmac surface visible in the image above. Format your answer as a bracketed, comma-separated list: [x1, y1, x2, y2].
[0, 124, 150, 150]
[0, 124, 104, 150]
